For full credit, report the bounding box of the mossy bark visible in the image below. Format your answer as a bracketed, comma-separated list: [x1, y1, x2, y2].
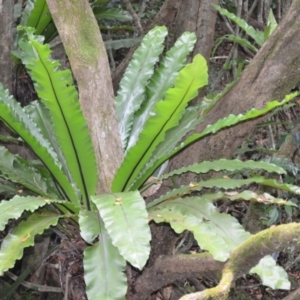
[180, 223, 300, 300]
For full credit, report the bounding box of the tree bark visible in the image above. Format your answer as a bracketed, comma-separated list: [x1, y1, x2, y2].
[46, 0, 124, 193]
[174, 0, 218, 67]
[132, 253, 223, 300]
[0, 0, 14, 93]
[167, 0, 300, 185]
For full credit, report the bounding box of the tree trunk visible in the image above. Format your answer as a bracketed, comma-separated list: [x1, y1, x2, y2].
[174, 0, 218, 66]
[167, 0, 300, 185]
[46, 0, 124, 193]
[0, 0, 14, 93]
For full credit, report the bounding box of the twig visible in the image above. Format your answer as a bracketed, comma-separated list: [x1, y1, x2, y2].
[138, 0, 148, 18]
[210, 46, 235, 92]
[276, 0, 281, 20]
[264, 0, 272, 24]
[232, 0, 243, 77]
[219, 12, 234, 34]
[210, 56, 229, 61]
[63, 273, 71, 300]
[124, 0, 144, 35]
[244, 0, 259, 22]
[257, 0, 263, 23]
[6, 271, 62, 293]
[107, 30, 116, 71]
[243, 0, 248, 16]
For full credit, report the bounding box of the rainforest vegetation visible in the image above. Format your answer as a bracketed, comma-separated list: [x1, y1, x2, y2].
[1, 0, 300, 299]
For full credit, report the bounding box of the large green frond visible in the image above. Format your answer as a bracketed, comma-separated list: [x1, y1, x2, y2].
[0, 212, 61, 275]
[0, 83, 79, 205]
[147, 105, 205, 162]
[159, 159, 286, 180]
[19, 28, 97, 205]
[135, 83, 237, 188]
[147, 176, 300, 208]
[113, 54, 208, 192]
[24, 101, 72, 183]
[83, 218, 127, 300]
[138, 93, 298, 189]
[127, 31, 197, 151]
[91, 191, 151, 269]
[0, 196, 63, 231]
[79, 211, 101, 244]
[264, 10, 278, 41]
[21, 0, 52, 35]
[0, 146, 58, 197]
[149, 197, 251, 261]
[179, 191, 296, 206]
[115, 26, 168, 150]
[213, 34, 258, 56]
[17, 0, 56, 45]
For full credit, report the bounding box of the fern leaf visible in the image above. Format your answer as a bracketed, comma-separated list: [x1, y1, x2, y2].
[186, 191, 296, 206]
[149, 197, 251, 261]
[0, 179, 21, 198]
[137, 93, 298, 190]
[19, 28, 97, 205]
[0, 146, 58, 197]
[214, 34, 258, 54]
[127, 31, 197, 151]
[147, 106, 205, 163]
[113, 54, 208, 192]
[0, 195, 63, 231]
[250, 256, 290, 290]
[132, 81, 239, 189]
[159, 159, 286, 180]
[79, 211, 101, 244]
[0, 83, 79, 205]
[147, 176, 300, 208]
[24, 101, 73, 184]
[264, 10, 278, 41]
[17, 0, 56, 45]
[83, 219, 127, 300]
[0, 212, 61, 275]
[21, 0, 52, 35]
[91, 191, 151, 269]
[115, 26, 168, 150]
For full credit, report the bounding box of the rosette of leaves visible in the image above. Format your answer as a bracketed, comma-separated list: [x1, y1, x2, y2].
[112, 25, 299, 291]
[0, 24, 298, 299]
